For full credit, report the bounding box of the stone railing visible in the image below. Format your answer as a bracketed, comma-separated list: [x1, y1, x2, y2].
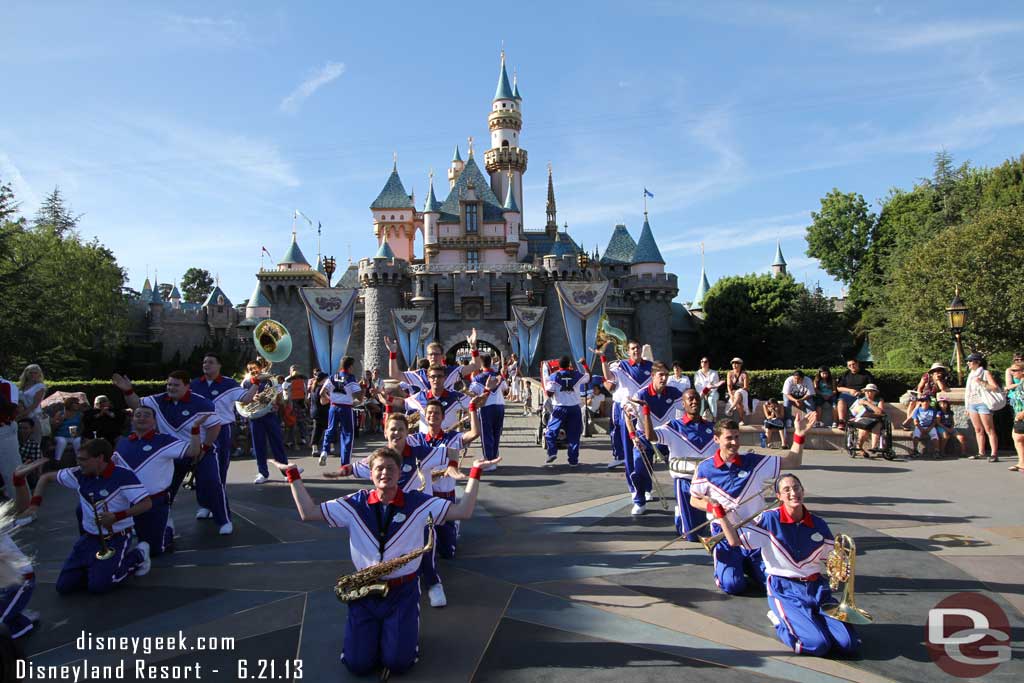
[409, 263, 534, 275]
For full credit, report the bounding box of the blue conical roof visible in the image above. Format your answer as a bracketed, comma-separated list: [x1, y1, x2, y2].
[170, 284, 181, 300]
[512, 76, 521, 100]
[248, 281, 270, 308]
[631, 216, 665, 264]
[371, 168, 414, 210]
[452, 145, 462, 163]
[692, 267, 711, 308]
[316, 256, 326, 275]
[601, 224, 636, 264]
[202, 286, 231, 307]
[279, 234, 309, 266]
[424, 179, 441, 212]
[494, 57, 514, 100]
[773, 241, 787, 267]
[375, 241, 396, 259]
[150, 285, 163, 303]
[502, 179, 519, 213]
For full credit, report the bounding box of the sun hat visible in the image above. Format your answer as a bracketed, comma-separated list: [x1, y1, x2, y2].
[928, 362, 947, 372]
[730, 357, 743, 364]
[863, 383, 879, 392]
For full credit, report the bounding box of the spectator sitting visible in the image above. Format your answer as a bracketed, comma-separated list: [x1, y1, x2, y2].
[52, 397, 84, 465]
[18, 418, 41, 464]
[667, 362, 692, 393]
[917, 363, 951, 401]
[82, 395, 127, 447]
[694, 357, 723, 420]
[835, 358, 877, 428]
[902, 395, 939, 458]
[849, 384, 886, 459]
[812, 367, 838, 427]
[762, 398, 785, 448]
[935, 394, 965, 458]
[726, 358, 750, 424]
[360, 371, 383, 434]
[781, 370, 816, 427]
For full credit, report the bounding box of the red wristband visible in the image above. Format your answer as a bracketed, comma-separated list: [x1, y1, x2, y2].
[123, 388, 135, 396]
[600, 355, 607, 363]
[389, 352, 397, 360]
[285, 467, 302, 483]
[201, 444, 211, 453]
[469, 467, 482, 480]
[114, 510, 128, 522]
[448, 459, 458, 469]
[13, 474, 25, 488]
[710, 503, 727, 519]
[628, 432, 637, 440]
[471, 350, 480, 358]
[642, 404, 651, 416]
[793, 434, 805, 445]
[190, 426, 201, 435]
[30, 496, 42, 507]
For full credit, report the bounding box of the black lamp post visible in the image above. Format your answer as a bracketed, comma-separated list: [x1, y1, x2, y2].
[324, 256, 337, 287]
[945, 286, 969, 385]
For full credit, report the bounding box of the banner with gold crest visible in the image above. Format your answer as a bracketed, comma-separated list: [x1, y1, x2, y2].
[299, 288, 359, 373]
[391, 309, 427, 366]
[512, 305, 546, 374]
[553, 281, 610, 367]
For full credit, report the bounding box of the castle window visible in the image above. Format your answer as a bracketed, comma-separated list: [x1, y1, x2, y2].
[465, 205, 478, 233]
[467, 250, 479, 268]
[502, 140, 509, 147]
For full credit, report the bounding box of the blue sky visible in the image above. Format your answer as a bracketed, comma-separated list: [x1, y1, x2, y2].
[3, 1, 1023, 305]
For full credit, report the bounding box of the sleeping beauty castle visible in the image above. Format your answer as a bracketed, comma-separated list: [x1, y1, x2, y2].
[135, 52, 714, 374]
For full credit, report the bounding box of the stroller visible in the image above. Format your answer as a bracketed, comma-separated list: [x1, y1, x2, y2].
[845, 414, 895, 460]
[536, 395, 568, 449]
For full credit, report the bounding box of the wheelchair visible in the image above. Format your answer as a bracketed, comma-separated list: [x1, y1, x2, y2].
[845, 414, 895, 460]
[535, 399, 568, 450]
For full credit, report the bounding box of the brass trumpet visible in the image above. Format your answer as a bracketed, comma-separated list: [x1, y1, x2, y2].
[89, 494, 116, 561]
[823, 534, 873, 624]
[699, 498, 779, 553]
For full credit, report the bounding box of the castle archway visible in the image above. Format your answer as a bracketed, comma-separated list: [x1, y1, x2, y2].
[445, 339, 502, 366]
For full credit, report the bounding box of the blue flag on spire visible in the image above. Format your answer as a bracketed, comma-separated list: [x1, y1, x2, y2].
[643, 188, 654, 198]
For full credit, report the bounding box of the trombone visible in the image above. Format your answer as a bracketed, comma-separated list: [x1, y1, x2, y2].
[89, 493, 116, 561]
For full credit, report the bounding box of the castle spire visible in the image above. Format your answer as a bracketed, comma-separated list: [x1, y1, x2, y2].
[494, 48, 514, 101]
[545, 163, 557, 235]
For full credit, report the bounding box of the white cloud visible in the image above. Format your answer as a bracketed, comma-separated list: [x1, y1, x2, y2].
[280, 62, 346, 114]
[660, 211, 810, 255]
[0, 152, 39, 211]
[872, 21, 1024, 52]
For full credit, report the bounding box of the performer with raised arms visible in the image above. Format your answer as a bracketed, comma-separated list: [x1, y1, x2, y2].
[272, 445, 495, 677]
[384, 330, 480, 393]
[468, 353, 507, 471]
[690, 413, 811, 595]
[717, 474, 862, 657]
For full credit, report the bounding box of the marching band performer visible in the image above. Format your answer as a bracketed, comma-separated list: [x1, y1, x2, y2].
[690, 414, 811, 595]
[468, 353, 507, 471]
[318, 356, 363, 467]
[272, 445, 497, 676]
[379, 365, 473, 434]
[621, 362, 682, 515]
[190, 353, 252, 520]
[240, 363, 296, 485]
[602, 341, 654, 481]
[384, 331, 481, 393]
[717, 474, 862, 657]
[2, 460, 47, 638]
[112, 406, 205, 555]
[641, 388, 716, 539]
[543, 357, 591, 466]
[29, 439, 153, 594]
[112, 371, 233, 534]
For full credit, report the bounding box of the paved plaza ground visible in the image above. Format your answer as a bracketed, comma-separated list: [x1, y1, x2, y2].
[16, 404, 1024, 682]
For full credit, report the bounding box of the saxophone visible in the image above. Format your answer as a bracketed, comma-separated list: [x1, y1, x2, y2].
[334, 515, 435, 602]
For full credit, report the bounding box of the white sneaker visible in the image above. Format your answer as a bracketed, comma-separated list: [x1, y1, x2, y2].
[427, 583, 447, 608]
[253, 474, 269, 485]
[318, 453, 328, 466]
[631, 503, 646, 516]
[135, 541, 151, 577]
[545, 454, 557, 464]
[766, 610, 781, 627]
[645, 491, 655, 502]
[606, 458, 625, 469]
[218, 521, 234, 535]
[195, 507, 213, 520]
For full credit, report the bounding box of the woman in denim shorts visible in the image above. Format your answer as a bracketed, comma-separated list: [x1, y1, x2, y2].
[964, 353, 1002, 462]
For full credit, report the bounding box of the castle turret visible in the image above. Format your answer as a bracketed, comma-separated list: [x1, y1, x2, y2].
[448, 146, 464, 190]
[502, 170, 521, 256]
[772, 241, 788, 278]
[169, 283, 181, 309]
[485, 51, 527, 215]
[245, 281, 271, 321]
[423, 172, 441, 261]
[371, 160, 416, 262]
[690, 267, 711, 317]
[544, 164, 558, 238]
[624, 213, 676, 362]
[359, 246, 409, 373]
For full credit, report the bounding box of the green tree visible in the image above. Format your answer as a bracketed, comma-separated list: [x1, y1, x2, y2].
[882, 206, 1024, 360]
[180, 267, 214, 303]
[700, 273, 803, 369]
[33, 186, 81, 235]
[774, 287, 849, 368]
[805, 189, 877, 285]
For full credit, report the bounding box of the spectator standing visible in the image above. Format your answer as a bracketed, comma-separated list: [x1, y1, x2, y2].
[82, 395, 127, 446]
[309, 372, 330, 458]
[964, 352, 1002, 462]
[1007, 363, 1024, 473]
[285, 366, 308, 448]
[835, 359, 876, 428]
[762, 399, 785, 448]
[694, 358, 723, 420]
[726, 358, 750, 424]
[1005, 352, 1024, 389]
[0, 377, 22, 499]
[17, 365, 46, 444]
[782, 370, 816, 427]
